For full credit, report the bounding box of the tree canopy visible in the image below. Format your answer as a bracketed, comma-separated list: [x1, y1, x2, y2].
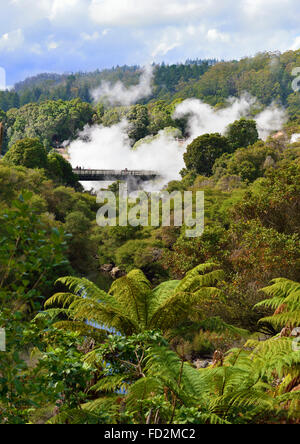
[3, 138, 48, 169]
[226, 118, 259, 150]
[184, 133, 232, 176]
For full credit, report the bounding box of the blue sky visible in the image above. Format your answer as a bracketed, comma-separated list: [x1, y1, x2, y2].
[0, 0, 300, 86]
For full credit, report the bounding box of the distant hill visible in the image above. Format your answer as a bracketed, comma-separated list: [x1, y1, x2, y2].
[0, 60, 217, 111]
[1, 50, 300, 119]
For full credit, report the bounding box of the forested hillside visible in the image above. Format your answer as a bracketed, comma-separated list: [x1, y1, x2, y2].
[0, 60, 215, 111]
[1, 51, 300, 114]
[1, 49, 300, 424]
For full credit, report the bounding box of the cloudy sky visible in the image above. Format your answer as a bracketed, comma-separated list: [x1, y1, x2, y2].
[1, 0, 300, 85]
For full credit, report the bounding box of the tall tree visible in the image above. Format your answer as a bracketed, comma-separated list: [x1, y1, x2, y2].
[3, 138, 48, 169]
[226, 118, 259, 150]
[184, 133, 232, 176]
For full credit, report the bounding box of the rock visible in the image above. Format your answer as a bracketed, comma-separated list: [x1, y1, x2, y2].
[291, 327, 300, 337]
[100, 264, 114, 273]
[151, 248, 163, 262]
[193, 359, 211, 369]
[111, 267, 126, 279]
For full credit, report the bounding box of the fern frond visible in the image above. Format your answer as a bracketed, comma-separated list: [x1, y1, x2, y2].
[126, 376, 162, 411]
[44, 292, 80, 309]
[255, 296, 286, 310]
[82, 395, 121, 415]
[109, 269, 151, 330]
[34, 307, 70, 320]
[259, 311, 300, 329]
[149, 289, 224, 331]
[198, 317, 250, 337]
[52, 320, 108, 340]
[147, 280, 179, 320]
[47, 409, 106, 424]
[91, 375, 130, 393]
[177, 263, 224, 293]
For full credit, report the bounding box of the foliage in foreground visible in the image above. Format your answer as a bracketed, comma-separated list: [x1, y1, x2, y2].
[0, 196, 298, 425]
[0, 194, 71, 423]
[43, 263, 235, 340]
[38, 273, 300, 424]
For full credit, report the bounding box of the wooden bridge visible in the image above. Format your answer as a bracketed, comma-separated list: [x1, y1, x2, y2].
[73, 168, 160, 182]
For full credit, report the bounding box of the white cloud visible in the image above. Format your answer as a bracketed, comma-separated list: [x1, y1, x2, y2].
[240, 0, 300, 30]
[30, 43, 43, 55]
[7, 0, 89, 28]
[81, 31, 101, 41]
[3, 0, 300, 83]
[89, 0, 212, 27]
[147, 23, 233, 61]
[47, 41, 59, 50]
[0, 29, 24, 52]
[207, 29, 230, 43]
[47, 0, 84, 21]
[290, 37, 300, 51]
[242, 0, 290, 18]
[151, 29, 183, 58]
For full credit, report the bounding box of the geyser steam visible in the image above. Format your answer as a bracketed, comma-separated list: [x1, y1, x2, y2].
[69, 85, 287, 188]
[174, 94, 287, 141]
[91, 65, 154, 106]
[69, 122, 185, 185]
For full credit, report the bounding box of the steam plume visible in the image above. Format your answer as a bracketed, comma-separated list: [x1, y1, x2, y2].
[69, 122, 185, 185]
[91, 65, 154, 106]
[68, 90, 287, 189]
[174, 95, 287, 141]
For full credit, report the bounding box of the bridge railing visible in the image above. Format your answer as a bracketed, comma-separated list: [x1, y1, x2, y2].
[73, 169, 159, 176]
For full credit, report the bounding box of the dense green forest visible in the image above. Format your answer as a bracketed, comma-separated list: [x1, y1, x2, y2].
[1, 50, 300, 112]
[0, 50, 300, 424]
[0, 60, 215, 112]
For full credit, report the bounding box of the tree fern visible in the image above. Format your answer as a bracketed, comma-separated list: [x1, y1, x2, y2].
[41, 275, 300, 424]
[43, 262, 226, 337]
[256, 278, 300, 329]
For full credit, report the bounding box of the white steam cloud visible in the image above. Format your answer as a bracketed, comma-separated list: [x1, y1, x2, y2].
[174, 94, 287, 141]
[255, 105, 287, 141]
[68, 89, 287, 189]
[69, 121, 185, 185]
[91, 65, 154, 106]
[290, 133, 300, 143]
[174, 95, 257, 138]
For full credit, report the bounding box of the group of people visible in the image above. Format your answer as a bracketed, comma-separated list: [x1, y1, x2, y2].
[74, 167, 130, 173]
